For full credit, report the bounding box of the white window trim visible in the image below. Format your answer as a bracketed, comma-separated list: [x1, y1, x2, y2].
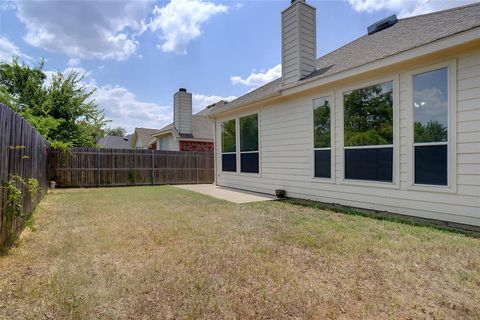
[220, 117, 238, 173]
[238, 111, 261, 176]
[311, 92, 335, 183]
[405, 60, 457, 193]
[337, 75, 401, 189]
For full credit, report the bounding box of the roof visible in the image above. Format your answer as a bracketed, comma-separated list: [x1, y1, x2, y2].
[212, 2, 480, 114]
[134, 128, 159, 147]
[154, 115, 214, 141]
[98, 134, 133, 149]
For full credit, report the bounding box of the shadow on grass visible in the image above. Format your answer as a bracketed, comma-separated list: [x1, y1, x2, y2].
[284, 198, 480, 238]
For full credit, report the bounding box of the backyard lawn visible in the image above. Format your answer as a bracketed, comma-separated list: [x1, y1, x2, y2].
[1, 187, 479, 319]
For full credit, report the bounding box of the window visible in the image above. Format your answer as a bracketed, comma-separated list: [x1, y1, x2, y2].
[344, 81, 394, 182]
[413, 67, 448, 186]
[221, 119, 236, 172]
[239, 114, 259, 173]
[313, 96, 331, 178]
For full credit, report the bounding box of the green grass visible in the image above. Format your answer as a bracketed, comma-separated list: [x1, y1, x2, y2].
[0, 186, 479, 319]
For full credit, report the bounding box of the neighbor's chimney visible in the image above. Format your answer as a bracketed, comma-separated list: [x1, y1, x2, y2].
[174, 88, 192, 135]
[281, 0, 316, 86]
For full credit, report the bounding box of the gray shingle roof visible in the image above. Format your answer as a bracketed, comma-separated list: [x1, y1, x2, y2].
[98, 134, 133, 149]
[212, 2, 480, 114]
[154, 116, 214, 141]
[134, 128, 159, 147]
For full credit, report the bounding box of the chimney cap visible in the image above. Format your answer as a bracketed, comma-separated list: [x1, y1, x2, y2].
[179, 88, 187, 92]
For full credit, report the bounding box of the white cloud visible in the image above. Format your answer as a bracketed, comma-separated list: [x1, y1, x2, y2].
[15, 0, 152, 60]
[192, 93, 237, 113]
[231, 64, 281, 87]
[0, 35, 31, 62]
[347, 0, 478, 17]
[88, 81, 172, 132]
[149, 0, 228, 54]
[67, 58, 81, 67]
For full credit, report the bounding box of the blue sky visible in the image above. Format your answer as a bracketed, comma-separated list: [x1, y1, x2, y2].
[0, 0, 476, 132]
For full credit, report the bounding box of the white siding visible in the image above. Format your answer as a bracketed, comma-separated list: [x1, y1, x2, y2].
[215, 50, 480, 227]
[281, 0, 316, 86]
[174, 91, 192, 135]
[156, 134, 179, 151]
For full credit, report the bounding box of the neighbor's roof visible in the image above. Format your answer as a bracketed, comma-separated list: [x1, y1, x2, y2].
[212, 2, 480, 114]
[154, 115, 214, 141]
[134, 128, 159, 146]
[98, 134, 133, 149]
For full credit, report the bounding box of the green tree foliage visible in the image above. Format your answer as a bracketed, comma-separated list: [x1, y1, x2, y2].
[414, 121, 447, 143]
[314, 99, 330, 148]
[240, 114, 258, 152]
[105, 126, 127, 137]
[344, 83, 393, 146]
[0, 57, 106, 148]
[221, 119, 236, 153]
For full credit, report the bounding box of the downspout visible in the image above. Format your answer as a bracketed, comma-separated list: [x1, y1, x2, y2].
[213, 117, 217, 186]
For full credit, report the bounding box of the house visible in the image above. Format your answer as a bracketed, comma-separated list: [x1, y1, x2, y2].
[152, 88, 215, 152]
[98, 134, 133, 149]
[209, 0, 480, 227]
[131, 128, 159, 149]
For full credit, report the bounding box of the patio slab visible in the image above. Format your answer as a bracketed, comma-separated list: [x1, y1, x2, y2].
[174, 184, 276, 204]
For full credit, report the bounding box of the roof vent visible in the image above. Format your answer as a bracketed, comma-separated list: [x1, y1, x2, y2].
[179, 88, 187, 92]
[367, 14, 398, 35]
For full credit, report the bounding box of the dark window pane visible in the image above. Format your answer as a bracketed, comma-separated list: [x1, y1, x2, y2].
[241, 152, 259, 173]
[221, 119, 236, 153]
[345, 147, 393, 182]
[414, 68, 448, 143]
[222, 154, 236, 172]
[314, 97, 331, 148]
[415, 144, 447, 185]
[315, 149, 331, 178]
[240, 114, 258, 152]
[344, 81, 393, 146]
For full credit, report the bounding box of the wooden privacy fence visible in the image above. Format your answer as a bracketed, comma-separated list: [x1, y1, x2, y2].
[0, 103, 50, 248]
[49, 148, 215, 187]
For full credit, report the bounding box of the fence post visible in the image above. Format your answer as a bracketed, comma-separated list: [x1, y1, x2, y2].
[196, 153, 199, 184]
[151, 150, 154, 186]
[97, 149, 100, 187]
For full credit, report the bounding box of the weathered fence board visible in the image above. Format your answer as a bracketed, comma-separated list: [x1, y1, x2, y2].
[49, 148, 214, 187]
[0, 103, 50, 248]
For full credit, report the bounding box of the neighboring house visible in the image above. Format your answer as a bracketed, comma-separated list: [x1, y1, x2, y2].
[98, 134, 133, 149]
[209, 1, 480, 227]
[131, 128, 159, 149]
[152, 88, 215, 152]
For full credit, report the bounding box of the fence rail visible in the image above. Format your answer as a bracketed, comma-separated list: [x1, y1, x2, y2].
[0, 103, 50, 248]
[49, 148, 215, 187]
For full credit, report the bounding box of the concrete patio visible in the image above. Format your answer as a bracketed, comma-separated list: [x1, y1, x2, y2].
[174, 184, 276, 204]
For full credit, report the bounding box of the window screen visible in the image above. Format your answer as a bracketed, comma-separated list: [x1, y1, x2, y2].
[239, 114, 259, 173]
[413, 68, 448, 186]
[314, 97, 331, 178]
[344, 81, 394, 182]
[221, 119, 236, 172]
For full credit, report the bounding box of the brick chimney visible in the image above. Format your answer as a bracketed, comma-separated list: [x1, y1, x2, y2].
[281, 0, 316, 86]
[174, 88, 192, 135]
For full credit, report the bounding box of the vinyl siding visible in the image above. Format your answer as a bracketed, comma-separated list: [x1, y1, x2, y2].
[215, 49, 480, 227]
[281, 1, 316, 85]
[174, 91, 192, 135]
[156, 134, 179, 151]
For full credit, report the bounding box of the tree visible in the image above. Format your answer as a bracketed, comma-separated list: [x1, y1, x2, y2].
[105, 126, 127, 136]
[0, 57, 106, 148]
[314, 100, 330, 148]
[221, 119, 236, 152]
[414, 121, 447, 143]
[344, 83, 393, 146]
